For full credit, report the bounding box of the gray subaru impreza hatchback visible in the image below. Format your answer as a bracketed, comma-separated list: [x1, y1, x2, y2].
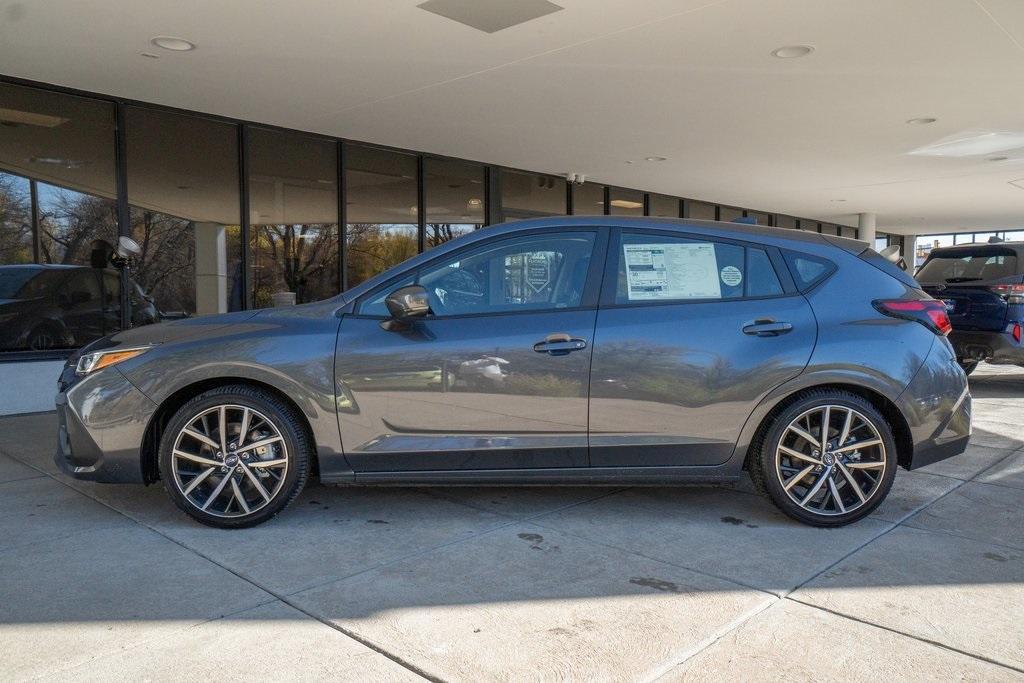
[56, 217, 971, 528]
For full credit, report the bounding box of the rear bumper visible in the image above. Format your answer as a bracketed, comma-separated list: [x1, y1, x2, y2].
[897, 338, 972, 470]
[949, 327, 1024, 365]
[54, 366, 156, 483]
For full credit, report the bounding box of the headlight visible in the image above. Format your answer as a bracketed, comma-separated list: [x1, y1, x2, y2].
[76, 345, 152, 375]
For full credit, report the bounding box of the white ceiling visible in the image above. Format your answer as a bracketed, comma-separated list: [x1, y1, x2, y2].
[2, 0, 1023, 235]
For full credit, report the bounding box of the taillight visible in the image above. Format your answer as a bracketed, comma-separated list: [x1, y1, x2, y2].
[874, 299, 952, 336]
[1013, 322, 1022, 344]
[989, 284, 1024, 304]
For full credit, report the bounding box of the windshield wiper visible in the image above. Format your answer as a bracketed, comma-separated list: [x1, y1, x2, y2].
[944, 277, 982, 283]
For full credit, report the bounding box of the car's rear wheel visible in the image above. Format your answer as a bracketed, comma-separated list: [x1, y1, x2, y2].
[158, 385, 310, 528]
[751, 390, 897, 527]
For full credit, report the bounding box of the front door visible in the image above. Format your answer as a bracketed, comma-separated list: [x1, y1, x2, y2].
[588, 228, 817, 467]
[336, 228, 604, 472]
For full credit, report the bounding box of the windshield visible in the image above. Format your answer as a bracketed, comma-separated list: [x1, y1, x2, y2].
[916, 248, 1018, 283]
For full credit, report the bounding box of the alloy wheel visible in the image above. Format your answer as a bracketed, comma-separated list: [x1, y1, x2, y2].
[170, 404, 289, 518]
[774, 404, 886, 517]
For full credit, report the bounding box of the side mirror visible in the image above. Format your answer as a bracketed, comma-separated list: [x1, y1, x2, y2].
[385, 285, 430, 320]
[381, 285, 430, 330]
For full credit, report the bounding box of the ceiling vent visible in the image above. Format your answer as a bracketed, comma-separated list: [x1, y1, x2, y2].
[417, 0, 564, 33]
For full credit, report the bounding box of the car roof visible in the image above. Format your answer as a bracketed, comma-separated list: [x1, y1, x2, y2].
[928, 241, 1024, 253]
[0, 263, 82, 271]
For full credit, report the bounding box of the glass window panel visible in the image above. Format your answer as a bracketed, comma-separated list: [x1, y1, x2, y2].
[608, 188, 643, 216]
[719, 206, 742, 222]
[0, 83, 119, 352]
[686, 201, 716, 220]
[499, 169, 565, 221]
[820, 223, 838, 235]
[746, 211, 772, 226]
[648, 194, 680, 218]
[345, 145, 419, 289]
[248, 128, 338, 308]
[572, 182, 604, 215]
[126, 107, 242, 319]
[424, 157, 484, 249]
[798, 220, 819, 232]
[0, 173, 33, 263]
[417, 232, 596, 316]
[747, 248, 783, 297]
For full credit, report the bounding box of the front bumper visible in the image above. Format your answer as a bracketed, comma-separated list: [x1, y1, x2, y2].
[897, 338, 972, 470]
[949, 326, 1024, 366]
[54, 365, 157, 483]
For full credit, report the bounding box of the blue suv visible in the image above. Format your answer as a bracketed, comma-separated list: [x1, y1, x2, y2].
[916, 241, 1024, 374]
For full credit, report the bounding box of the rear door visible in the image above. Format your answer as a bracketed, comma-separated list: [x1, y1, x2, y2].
[588, 228, 817, 467]
[917, 246, 1020, 331]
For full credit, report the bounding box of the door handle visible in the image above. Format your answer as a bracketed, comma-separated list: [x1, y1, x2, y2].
[742, 319, 793, 337]
[533, 332, 588, 355]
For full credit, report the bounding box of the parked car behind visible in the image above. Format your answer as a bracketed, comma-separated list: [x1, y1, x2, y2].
[0, 264, 161, 352]
[915, 241, 1024, 374]
[55, 218, 971, 529]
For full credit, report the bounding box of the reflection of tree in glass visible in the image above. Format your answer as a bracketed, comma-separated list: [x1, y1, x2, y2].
[131, 210, 197, 313]
[0, 174, 32, 264]
[346, 222, 418, 288]
[253, 223, 338, 307]
[38, 188, 117, 265]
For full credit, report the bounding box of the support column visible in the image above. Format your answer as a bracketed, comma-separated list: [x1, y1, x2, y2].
[194, 222, 227, 316]
[902, 233, 918, 268]
[857, 212, 877, 245]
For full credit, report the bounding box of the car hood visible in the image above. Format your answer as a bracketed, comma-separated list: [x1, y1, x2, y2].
[111, 309, 262, 346]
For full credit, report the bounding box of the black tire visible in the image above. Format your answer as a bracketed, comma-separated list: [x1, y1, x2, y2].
[751, 389, 897, 527]
[958, 360, 978, 377]
[159, 384, 310, 528]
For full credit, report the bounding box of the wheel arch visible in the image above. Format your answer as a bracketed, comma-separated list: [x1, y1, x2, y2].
[738, 381, 914, 472]
[140, 377, 318, 484]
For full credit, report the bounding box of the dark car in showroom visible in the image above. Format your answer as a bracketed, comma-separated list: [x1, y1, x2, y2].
[0, 263, 161, 352]
[915, 240, 1024, 375]
[55, 217, 971, 529]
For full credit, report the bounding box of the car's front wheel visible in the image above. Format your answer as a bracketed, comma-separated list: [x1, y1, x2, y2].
[750, 390, 897, 527]
[158, 385, 310, 528]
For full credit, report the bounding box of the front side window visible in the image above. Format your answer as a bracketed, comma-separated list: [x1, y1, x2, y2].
[613, 232, 782, 304]
[360, 232, 596, 317]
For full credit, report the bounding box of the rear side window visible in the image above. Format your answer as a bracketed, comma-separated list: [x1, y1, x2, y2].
[613, 232, 783, 304]
[916, 247, 1019, 284]
[783, 251, 836, 292]
[860, 248, 919, 288]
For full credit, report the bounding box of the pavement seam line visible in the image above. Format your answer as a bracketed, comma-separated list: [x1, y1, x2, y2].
[0, 452, 442, 683]
[785, 597, 1024, 675]
[643, 597, 779, 682]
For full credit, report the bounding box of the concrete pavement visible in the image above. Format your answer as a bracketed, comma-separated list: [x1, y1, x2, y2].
[0, 365, 1022, 681]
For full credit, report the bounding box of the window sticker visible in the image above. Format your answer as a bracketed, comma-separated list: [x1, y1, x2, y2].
[720, 265, 743, 287]
[623, 243, 722, 300]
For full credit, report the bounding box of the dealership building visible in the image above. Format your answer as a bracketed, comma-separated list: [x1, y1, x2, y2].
[1, 0, 1022, 414]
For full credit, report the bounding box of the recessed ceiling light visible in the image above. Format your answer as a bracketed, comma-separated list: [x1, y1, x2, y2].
[467, 198, 482, 207]
[771, 45, 814, 59]
[906, 117, 937, 125]
[140, 52, 160, 59]
[644, 156, 667, 162]
[29, 156, 86, 168]
[150, 36, 195, 51]
[831, 199, 847, 202]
